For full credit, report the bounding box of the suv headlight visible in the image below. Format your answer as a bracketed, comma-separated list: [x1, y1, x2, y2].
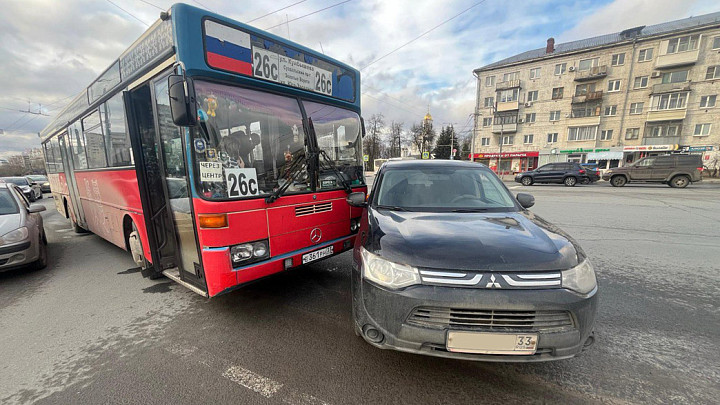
[230, 239, 269, 266]
[360, 247, 420, 290]
[561, 259, 597, 294]
[0, 227, 29, 245]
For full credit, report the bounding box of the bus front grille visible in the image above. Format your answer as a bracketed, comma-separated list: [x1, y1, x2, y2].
[295, 201, 333, 217]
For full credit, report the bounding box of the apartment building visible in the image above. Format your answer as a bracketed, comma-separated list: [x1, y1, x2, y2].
[472, 12, 720, 173]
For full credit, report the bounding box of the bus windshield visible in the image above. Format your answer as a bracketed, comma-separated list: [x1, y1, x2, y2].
[191, 80, 362, 200]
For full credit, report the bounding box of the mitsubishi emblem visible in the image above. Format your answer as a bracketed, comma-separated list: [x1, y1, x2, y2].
[310, 228, 322, 244]
[486, 274, 501, 288]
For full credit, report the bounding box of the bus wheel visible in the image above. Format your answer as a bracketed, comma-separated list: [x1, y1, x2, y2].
[128, 222, 149, 269]
[73, 220, 86, 233]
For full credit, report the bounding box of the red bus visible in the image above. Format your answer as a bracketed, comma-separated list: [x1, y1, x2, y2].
[40, 4, 366, 297]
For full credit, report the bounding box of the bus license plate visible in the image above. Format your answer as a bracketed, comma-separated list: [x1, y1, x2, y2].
[446, 331, 538, 355]
[302, 246, 334, 264]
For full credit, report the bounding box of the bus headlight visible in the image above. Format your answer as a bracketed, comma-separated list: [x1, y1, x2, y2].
[360, 247, 419, 290]
[230, 240, 270, 266]
[561, 259, 597, 294]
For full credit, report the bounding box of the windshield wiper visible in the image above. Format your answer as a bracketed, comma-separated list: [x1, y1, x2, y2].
[376, 205, 410, 211]
[319, 149, 352, 193]
[265, 153, 308, 203]
[451, 208, 490, 212]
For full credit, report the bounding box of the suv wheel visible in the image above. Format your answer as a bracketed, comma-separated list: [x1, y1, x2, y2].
[521, 176, 533, 186]
[669, 175, 690, 188]
[564, 176, 577, 187]
[611, 175, 627, 187]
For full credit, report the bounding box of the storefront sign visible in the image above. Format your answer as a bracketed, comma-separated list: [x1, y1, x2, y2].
[622, 144, 678, 152]
[559, 148, 610, 154]
[587, 151, 623, 160]
[681, 145, 715, 152]
[471, 151, 539, 159]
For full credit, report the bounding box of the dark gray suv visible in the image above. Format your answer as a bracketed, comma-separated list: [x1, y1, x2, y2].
[603, 154, 703, 188]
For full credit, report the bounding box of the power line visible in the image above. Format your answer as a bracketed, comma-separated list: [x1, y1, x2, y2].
[191, 0, 215, 13]
[106, 0, 150, 27]
[360, 0, 487, 71]
[264, 0, 353, 30]
[247, 0, 308, 23]
[137, 0, 164, 11]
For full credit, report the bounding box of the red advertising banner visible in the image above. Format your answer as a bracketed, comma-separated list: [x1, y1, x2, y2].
[470, 151, 539, 159]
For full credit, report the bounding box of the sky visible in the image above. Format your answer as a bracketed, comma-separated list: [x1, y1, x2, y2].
[0, 0, 718, 157]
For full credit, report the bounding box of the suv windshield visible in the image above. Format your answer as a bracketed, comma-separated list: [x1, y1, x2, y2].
[375, 166, 518, 212]
[191, 80, 363, 200]
[27, 175, 47, 182]
[0, 189, 19, 215]
[1, 177, 29, 186]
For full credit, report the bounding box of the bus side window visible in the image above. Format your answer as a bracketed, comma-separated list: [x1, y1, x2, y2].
[101, 93, 133, 167]
[82, 110, 109, 169]
[68, 121, 88, 170]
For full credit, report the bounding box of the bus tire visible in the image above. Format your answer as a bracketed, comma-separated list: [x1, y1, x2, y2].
[127, 221, 161, 279]
[73, 220, 86, 233]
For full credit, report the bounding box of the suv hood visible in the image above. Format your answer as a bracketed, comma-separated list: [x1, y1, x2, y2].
[366, 209, 582, 272]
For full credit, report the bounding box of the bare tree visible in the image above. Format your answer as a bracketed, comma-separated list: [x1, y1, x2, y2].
[363, 113, 385, 170]
[386, 122, 405, 157]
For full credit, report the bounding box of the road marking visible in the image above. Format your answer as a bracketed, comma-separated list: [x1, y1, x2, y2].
[508, 186, 521, 189]
[223, 366, 283, 398]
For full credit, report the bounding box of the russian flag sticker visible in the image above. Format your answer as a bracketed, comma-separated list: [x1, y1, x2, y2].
[204, 20, 252, 76]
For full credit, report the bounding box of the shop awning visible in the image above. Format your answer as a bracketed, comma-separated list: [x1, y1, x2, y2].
[587, 151, 623, 160]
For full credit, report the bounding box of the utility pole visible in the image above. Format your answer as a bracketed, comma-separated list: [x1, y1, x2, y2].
[471, 71, 481, 162]
[449, 125, 454, 160]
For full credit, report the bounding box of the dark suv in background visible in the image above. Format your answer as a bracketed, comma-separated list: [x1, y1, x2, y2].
[603, 154, 703, 188]
[515, 162, 589, 187]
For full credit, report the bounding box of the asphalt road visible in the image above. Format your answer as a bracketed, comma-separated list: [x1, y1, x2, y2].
[1, 181, 719, 405]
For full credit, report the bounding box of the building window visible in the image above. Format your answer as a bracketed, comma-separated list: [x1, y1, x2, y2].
[482, 117, 492, 126]
[578, 58, 599, 71]
[502, 71, 520, 82]
[552, 87, 564, 100]
[607, 79, 621, 92]
[501, 135, 514, 145]
[523, 134, 534, 144]
[527, 90, 538, 102]
[525, 113, 536, 123]
[481, 137, 490, 146]
[629, 102, 644, 114]
[694, 123, 711, 136]
[638, 48, 653, 62]
[549, 111, 561, 121]
[713, 37, 720, 50]
[662, 70, 688, 83]
[547, 133, 558, 143]
[651, 93, 687, 110]
[633, 76, 649, 89]
[554, 63, 566, 75]
[485, 76, 495, 87]
[604, 105, 617, 116]
[494, 114, 518, 126]
[568, 126, 598, 141]
[600, 129, 613, 140]
[706, 66, 720, 80]
[497, 88, 519, 102]
[575, 83, 595, 96]
[611, 53, 625, 66]
[700, 95, 717, 108]
[647, 124, 679, 138]
[625, 128, 639, 140]
[484, 97, 494, 108]
[529, 67, 541, 79]
[666, 35, 699, 54]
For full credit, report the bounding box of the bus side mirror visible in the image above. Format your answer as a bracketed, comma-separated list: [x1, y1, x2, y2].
[346, 192, 367, 207]
[360, 117, 366, 138]
[168, 75, 197, 127]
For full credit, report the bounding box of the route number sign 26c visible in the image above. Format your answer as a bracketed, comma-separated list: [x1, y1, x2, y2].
[225, 168, 259, 197]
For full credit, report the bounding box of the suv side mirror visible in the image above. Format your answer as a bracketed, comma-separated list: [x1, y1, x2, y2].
[168, 75, 197, 127]
[31, 182, 38, 186]
[28, 204, 46, 213]
[346, 191, 367, 207]
[516, 193, 535, 209]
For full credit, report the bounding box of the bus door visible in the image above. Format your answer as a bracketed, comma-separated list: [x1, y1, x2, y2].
[57, 131, 87, 229]
[124, 76, 207, 294]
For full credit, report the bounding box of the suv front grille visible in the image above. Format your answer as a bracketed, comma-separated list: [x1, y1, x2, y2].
[295, 201, 332, 217]
[407, 307, 574, 332]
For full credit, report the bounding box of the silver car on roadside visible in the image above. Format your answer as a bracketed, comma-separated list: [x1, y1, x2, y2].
[0, 183, 47, 272]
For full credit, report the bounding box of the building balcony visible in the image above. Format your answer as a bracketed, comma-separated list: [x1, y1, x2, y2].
[492, 123, 517, 133]
[496, 79, 521, 90]
[567, 115, 601, 127]
[655, 50, 699, 69]
[574, 65, 608, 82]
[651, 81, 691, 95]
[496, 101, 520, 112]
[642, 136, 681, 146]
[571, 91, 603, 104]
[646, 109, 687, 122]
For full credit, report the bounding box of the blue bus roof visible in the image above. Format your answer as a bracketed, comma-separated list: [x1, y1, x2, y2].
[41, 2, 360, 142]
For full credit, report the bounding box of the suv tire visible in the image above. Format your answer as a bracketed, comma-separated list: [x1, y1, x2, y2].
[521, 176, 533, 186]
[669, 175, 690, 188]
[564, 176, 577, 187]
[610, 175, 627, 187]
